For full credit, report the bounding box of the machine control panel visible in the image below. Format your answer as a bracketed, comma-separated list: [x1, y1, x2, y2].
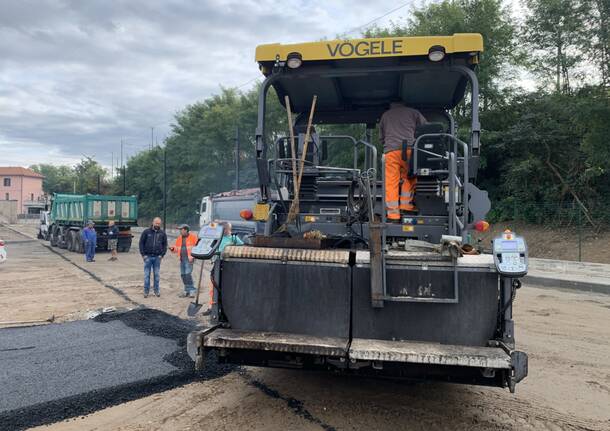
[191, 223, 224, 259]
[493, 230, 528, 276]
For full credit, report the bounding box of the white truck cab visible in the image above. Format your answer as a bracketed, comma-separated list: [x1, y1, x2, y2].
[38, 211, 51, 240]
[198, 189, 260, 239]
[199, 196, 212, 228]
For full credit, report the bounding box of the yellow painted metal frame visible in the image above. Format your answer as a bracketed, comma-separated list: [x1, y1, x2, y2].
[256, 33, 483, 63]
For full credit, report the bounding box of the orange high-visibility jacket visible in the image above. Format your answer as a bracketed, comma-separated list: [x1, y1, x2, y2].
[171, 233, 199, 260]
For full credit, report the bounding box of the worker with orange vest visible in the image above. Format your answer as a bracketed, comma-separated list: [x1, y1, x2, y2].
[170, 224, 199, 297]
[379, 100, 427, 221]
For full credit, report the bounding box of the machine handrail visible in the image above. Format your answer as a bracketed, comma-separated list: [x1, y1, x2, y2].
[413, 133, 469, 239]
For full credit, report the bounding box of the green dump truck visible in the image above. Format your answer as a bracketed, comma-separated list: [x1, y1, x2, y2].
[42, 193, 138, 253]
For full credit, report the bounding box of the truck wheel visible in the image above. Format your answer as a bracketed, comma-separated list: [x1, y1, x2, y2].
[74, 230, 82, 253]
[68, 231, 76, 252]
[50, 226, 58, 247]
[57, 227, 66, 248]
[118, 237, 132, 253]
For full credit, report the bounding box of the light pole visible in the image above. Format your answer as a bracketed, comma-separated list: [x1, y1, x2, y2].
[235, 126, 240, 190]
[121, 138, 126, 194]
[163, 147, 167, 231]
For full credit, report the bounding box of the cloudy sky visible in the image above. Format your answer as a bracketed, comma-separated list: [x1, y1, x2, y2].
[0, 0, 421, 169]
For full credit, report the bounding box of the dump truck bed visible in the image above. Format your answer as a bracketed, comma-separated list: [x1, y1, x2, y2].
[51, 193, 138, 225]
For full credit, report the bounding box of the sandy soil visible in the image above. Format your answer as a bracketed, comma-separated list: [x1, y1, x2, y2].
[0, 224, 211, 325]
[475, 222, 610, 264]
[2, 223, 610, 430]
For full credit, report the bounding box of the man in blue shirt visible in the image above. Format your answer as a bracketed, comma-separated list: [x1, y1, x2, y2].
[81, 221, 97, 262]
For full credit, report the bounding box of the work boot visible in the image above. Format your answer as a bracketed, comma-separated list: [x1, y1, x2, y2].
[178, 292, 189, 298]
[155, 292, 160, 297]
[143, 293, 149, 298]
[201, 309, 212, 316]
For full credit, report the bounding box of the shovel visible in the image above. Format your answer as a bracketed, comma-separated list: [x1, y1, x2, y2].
[187, 261, 206, 317]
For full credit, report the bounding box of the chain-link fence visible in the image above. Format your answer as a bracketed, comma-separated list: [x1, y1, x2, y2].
[487, 201, 610, 263]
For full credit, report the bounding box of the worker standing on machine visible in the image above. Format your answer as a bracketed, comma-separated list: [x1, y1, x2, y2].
[379, 99, 427, 221]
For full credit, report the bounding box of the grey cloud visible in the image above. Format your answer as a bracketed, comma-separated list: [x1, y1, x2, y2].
[0, 0, 403, 168]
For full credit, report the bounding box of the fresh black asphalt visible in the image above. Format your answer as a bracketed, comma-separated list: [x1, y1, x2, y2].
[0, 308, 234, 431]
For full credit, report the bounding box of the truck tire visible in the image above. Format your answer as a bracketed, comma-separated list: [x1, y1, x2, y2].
[58, 227, 67, 249]
[50, 226, 58, 247]
[118, 237, 132, 253]
[68, 231, 77, 252]
[74, 230, 83, 253]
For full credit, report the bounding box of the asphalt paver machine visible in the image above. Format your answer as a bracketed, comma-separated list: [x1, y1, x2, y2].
[188, 34, 529, 392]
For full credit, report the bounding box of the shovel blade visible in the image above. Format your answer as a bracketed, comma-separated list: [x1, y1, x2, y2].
[187, 301, 204, 317]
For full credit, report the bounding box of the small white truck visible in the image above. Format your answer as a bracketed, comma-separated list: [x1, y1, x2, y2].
[199, 189, 260, 239]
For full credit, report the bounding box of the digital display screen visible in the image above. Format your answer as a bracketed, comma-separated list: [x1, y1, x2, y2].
[501, 240, 518, 251]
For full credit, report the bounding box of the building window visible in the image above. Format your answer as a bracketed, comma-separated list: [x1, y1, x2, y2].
[3, 178, 10, 187]
[31, 193, 34, 201]
[5, 193, 9, 200]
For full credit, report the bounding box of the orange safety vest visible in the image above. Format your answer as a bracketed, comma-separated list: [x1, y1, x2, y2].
[171, 233, 198, 260]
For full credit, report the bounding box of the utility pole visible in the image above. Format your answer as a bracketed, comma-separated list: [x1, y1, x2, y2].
[235, 126, 240, 190]
[121, 138, 126, 194]
[111, 151, 114, 180]
[163, 147, 167, 231]
[97, 174, 101, 194]
[151, 127, 154, 151]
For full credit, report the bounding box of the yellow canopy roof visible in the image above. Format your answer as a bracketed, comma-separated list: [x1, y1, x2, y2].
[256, 33, 483, 63]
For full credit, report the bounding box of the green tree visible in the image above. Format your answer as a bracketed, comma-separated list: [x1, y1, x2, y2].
[584, 0, 610, 86]
[73, 157, 109, 194]
[122, 85, 286, 223]
[30, 164, 77, 194]
[523, 0, 589, 93]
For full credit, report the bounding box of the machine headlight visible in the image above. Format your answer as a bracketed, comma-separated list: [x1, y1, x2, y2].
[428, 45, 446, 62]
[286, 52, 303, 69]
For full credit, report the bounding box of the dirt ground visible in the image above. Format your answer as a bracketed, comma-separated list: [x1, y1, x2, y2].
[1, 224, 610, 430]
[476, 221, 610, 264]
[0, 224, 211, 325]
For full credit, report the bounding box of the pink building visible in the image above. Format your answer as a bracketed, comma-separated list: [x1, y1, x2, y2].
[0, 167, 45, 214]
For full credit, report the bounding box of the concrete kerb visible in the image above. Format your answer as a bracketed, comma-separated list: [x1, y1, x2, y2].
[523, 275, 610, 295]
[525, 258, 610, 295]
[4, 223, 610, 296]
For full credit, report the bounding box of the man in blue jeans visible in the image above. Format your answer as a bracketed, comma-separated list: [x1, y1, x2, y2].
[138, 217, 168, 298]
[169, 224, 198, 297]
[81, 221, 97, 262]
